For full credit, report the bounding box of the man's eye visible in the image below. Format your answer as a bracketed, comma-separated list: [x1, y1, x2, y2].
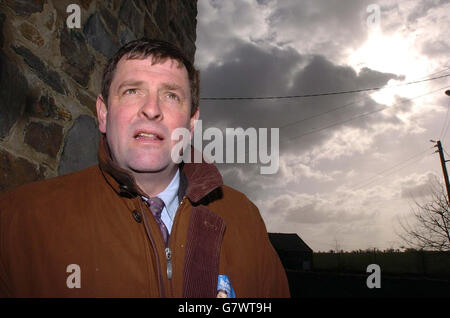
[166, 92, 180, 101]
[124, 88, 138, 95]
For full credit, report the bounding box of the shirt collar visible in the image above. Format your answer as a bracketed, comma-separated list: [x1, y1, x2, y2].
[142, 166, 179, 193]
[149, 169, 180, 219]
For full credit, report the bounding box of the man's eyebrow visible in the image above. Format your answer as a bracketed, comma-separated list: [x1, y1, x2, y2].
[116, 80, 145, 92]
[160, 83, 184, 91]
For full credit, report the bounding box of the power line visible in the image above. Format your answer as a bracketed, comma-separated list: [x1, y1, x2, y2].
[279, 99, 362, 130]
[352, 140, 450, 191]
[443, 147, 450, 159]
[283, 85, 448, 169]
[439, 100, 450, 140]
[286, 85, 449, 141]
[351, 148, 433, 191]
[440, 100, 450, 143]
[280, 67, 450, 131]
[200, 73, 450, 101]
[417, 65, 450, 80]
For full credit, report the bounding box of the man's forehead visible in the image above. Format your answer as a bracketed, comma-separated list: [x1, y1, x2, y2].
[111, 56, 188, 84]
[117, 55, 185, 73]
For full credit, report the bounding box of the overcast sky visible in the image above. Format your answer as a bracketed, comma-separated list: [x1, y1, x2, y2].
[194, 0, 450, 252]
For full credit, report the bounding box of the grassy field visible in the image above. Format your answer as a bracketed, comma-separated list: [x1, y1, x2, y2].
[283, 250, 450, 297]
[312, 250, 450, 278]
[286, 270, 450, 298]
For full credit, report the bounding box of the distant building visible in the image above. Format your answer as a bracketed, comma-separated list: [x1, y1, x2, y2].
[268, 233, 313, 271]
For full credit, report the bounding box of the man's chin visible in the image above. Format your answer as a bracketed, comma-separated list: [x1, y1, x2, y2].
[127, 161, 174, 174]
[124, 150, 175, 174]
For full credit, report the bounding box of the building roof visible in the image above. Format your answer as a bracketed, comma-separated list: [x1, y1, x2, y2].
[268, 233, 313, 253]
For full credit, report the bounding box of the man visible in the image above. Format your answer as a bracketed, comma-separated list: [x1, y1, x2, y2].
[0, 39, 290, 297]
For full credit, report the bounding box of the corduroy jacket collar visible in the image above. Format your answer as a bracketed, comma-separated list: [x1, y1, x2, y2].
[97, 134, 223, 203]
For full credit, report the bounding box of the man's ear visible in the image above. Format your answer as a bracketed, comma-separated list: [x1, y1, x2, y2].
[96, 95, 107, 134]
[189, 108, 199, 136]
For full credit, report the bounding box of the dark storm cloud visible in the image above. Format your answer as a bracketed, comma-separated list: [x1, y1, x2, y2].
[198, 40, 304, 131]
[358, 67, 405, 88]
[196, 39, 402, 195]
[289, 55, 401, 96]
[256, 0, 272, 6]
[266, 0, 375, 56]
[199, 40, 401, 150]
[201, 40, 303, 98]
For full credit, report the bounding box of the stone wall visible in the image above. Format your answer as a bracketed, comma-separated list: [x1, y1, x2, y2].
[0, 0, 198, 193]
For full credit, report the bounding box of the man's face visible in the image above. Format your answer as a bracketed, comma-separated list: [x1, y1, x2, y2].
[96, 56, 199, 173]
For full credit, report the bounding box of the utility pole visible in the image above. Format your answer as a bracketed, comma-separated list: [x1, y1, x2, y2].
[440, 90, 450, 203]
[433, 140, 450, 203]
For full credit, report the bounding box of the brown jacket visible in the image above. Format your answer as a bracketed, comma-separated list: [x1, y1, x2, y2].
[0, 135, 290, 297]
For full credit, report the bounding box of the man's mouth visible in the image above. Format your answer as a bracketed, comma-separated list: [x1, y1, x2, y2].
[134, 131, 164, 141]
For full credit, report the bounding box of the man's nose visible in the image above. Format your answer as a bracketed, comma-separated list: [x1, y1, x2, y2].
[139, 93, 162, 120]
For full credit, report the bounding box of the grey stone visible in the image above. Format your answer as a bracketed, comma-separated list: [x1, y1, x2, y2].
[26, 93, 72, 121]
[58, 115, 99, 175]
[167, 20, 195, 62]
[119, 25, 135, 46]
[102, 0, 115, 11]
[5, 0, 44, 16]
[76, 89, 97, 116]
[144, 14, 163, 40]
[79, 0, 94, 10]
[100, 6, 118, 35]
[154, 0, 169, 35]
[24, 121, 63, 158]
[83, 13, 119, 59]
[132, 0, 147, 12]
[12, 45, 67, 95]
[169, 20, 184, 48]
[119, 0, 144, 38]
[0, 148, 45, 193]
[19, 22, 45, 47]
[0, 51, 28, 139]
[0, 13, 5, 48]
[180, 1, 198, 42]
[183, 38, 196, 65]
[60, 28, 95, 87]
[26, 94, 57, 119]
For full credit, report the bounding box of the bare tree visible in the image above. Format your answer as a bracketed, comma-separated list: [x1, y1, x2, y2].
[398, 180, 450, 251]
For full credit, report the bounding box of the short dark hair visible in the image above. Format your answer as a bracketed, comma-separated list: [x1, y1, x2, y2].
[101, 38, 199, 115]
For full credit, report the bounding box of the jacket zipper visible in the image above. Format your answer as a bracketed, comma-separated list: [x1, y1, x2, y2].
[165, 247, 172, 279]
[139, 199, 166, 297]
[165, 195, 187, 296]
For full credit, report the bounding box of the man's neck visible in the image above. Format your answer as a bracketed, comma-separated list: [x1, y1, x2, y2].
[133, 164, 179, 198]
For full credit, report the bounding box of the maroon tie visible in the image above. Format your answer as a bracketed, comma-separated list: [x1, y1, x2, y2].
[146, 197, 169, 246]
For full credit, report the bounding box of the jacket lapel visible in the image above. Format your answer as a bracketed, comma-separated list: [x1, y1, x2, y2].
[182, 205, 226, 298]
